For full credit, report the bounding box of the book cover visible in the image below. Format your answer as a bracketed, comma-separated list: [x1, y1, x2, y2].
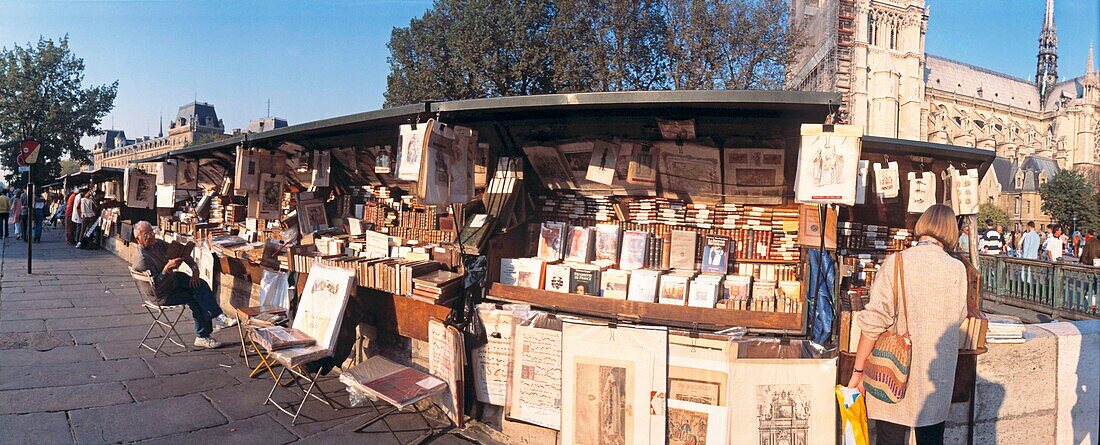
[569, 266, 601, 296]
[514, 258, 546, 289]
[536, 221, 566, 262]
[669, 230, 698, 270]
[687, 276, 722, 308]
[700, 235, 731, 274]
[564, 226, 595, 263]
[658, 274, 690, 305]
[627, 269, 662, 303]
[499, 258, 520, 286]
[600, 269, 631, 299]
[544, 263, 572, 293]
[619, 230, 649, 270]
[593, 224, 621, 266]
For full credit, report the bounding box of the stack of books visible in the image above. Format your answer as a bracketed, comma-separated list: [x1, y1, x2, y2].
[985, 315, 1025, 344]
[360, 259, 441, 295]
[411, 270, 465, 304]
[250, 326, 315, 351]
[959, 315, 989, 349]
[770, 208, 800, 261]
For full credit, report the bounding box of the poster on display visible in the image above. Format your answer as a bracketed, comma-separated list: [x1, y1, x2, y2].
[157, 160, 178, 186]
[506, 312, 563, 430]
[417, 119, 456, 206]
[794, 124, 863, 205]
[471, 304, 529, 406]
[253, 174, 283, 220]
[953, 168, 980, 215]
[722, 148, 786, 204]
[657, 142, 722, 203]
[397, 121, 429, 181]
[907, 171, 937, 213]
[295, 264, 354, 353]
[561, 320, 668, 445]
[234, 146, 259, 193]
[429, 318, 465, 428]
[586, 140, 619, 186]
[176, 159, 199, 190]
[450, 126, 478, 203]
[156, 184, 175, 208]
[726, 358, 837, 445]
[873, 161, 900, 199]
[124, 168, 155, 209]
[523, 145, 575, 190]
[558, 140, 618, 192]
[310, 150, 331, 189]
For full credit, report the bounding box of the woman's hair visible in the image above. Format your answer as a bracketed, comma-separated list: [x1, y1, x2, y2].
[915, 204, 959, 251]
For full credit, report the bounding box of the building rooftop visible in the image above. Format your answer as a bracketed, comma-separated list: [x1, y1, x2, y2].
[925, 54, 1043, 113]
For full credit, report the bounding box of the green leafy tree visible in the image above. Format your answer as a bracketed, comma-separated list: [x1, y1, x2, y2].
[1039, 169, 1099, 232]
[976, 203, 1010, 229]
[58, 158, 84, 176]
[384, 0, 804, 106]
[0, 36, 117, 185]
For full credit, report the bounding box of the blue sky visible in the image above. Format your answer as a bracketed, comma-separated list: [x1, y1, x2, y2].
[0, 0, 1096, 152]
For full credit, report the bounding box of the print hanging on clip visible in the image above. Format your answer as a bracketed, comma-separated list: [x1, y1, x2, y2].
[953, 168, 980, 215]
[906, 171, 937, 213]
[397, 121, 429, 181]
[794, 124, 863, 205]
[872, 161, 899, 199]
[854, 160, 870, 205]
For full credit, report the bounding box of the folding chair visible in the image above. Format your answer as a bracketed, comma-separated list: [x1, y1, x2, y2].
[129, 267, 190, 357]
[235, 268, 290, 374]
[260, 264, 355, 424]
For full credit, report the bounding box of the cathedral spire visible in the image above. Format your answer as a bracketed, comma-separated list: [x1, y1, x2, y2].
[1036, 0, 1059, 103]
[1088, 43, 1094, 74]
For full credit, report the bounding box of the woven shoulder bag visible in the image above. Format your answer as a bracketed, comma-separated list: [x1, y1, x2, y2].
[864, 252, 912, 404]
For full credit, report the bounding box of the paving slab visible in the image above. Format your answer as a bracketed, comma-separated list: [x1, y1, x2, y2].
[0, 344, 103, 365]
[137, 414, 299, 445]
[125, 368, 241, 402]
[2, 305, 137, 321]
[204, 379, 283, 421]
[1, 299, 74, 310]
[0, 357, 154, 391]
[0, 411, 74, 445]
[0, 318, 46, 333]
[69, 393, 228, 444]
[0, 331, 70, 350]
[67, 324, 169, 344]
[0, 382, 133, 415]
[143, 351, 241, 376]
[46, 313, 148, 331]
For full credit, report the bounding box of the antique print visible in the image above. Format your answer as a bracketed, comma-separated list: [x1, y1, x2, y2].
[294, 264, 353, 352]
[297, 200, 328, 233]
[873, 161, 900, 199]
[586, 141, 619, 186]
[669, 342, 729, 407]
[126, 168, 155, 209]
[397, 122, 427, 181]
[311, 150, 331, 188]
[727, 359, 837, 445]
[471, 304, 528, 406]
[429, 318, 464, 427]
[177, 159, 198, 190]
[627, 144, 658, 185]
[907, 171, 937, 213]
[855, 160, 870, 205]
[562, 321, 667, 445]
[573, 360, 633, 445]
[657, 118, 696, 140]
[954, 168, 980, 215]
[657, 142, 722, 202]
[507, 315, 563, 430]
[723, 148, 786, 204]
[667, 401, 726, 445]
[795, 124, 863, 205]
[558, 141, 610, 191]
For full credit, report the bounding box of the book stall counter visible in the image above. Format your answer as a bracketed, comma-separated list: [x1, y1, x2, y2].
[488, 282, 803, 331]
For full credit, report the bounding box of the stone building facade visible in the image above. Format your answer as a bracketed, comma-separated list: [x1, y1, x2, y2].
[93, 102, 227, 169]
[789, 0, 1099, 222]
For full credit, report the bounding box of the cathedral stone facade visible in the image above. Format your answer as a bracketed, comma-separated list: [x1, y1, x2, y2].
[789, 0, 1099, 226]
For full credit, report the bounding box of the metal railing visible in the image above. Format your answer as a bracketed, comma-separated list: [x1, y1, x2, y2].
[978, 254, 1100, 319]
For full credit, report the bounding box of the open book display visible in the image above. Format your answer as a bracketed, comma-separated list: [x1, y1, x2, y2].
[250, 326, 315, 351]
[340, 355, 447, 409]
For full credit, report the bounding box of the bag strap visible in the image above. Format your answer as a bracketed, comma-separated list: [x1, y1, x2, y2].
[893, 252, 910, 335]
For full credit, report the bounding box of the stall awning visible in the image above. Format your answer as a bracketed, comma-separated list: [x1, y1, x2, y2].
[63, 166, 125, 185]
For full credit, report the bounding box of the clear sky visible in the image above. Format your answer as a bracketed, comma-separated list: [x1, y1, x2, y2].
[0, 0, 1096, 153]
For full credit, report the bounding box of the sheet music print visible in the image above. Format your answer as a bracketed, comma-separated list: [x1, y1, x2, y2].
[509, 324, 564, 430]
[472, 306, 522, 405]
[429, 319, 460, 424]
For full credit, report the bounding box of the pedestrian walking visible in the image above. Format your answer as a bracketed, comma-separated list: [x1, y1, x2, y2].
[12, 190, 24, 240]
[978, 219, 1003, 255]
[32, 192, 46, 243]
[957, 225, 971, 255]
[1081, 229, 1100, 267]
[0, 190, 10, 238]
[848, 204, 967, 445]
[1044, 225, 1065, 262]
[65, 189, 79, 244]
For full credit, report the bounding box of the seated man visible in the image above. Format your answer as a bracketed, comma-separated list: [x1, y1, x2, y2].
[132, 221, 237, 348]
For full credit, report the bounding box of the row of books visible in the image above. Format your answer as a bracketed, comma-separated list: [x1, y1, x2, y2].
[537, 192, 616, 223]
[837, 222, 913, 251]
[500, 257, 802, 312]
[840, 311, 991, 352]
[536, 221, 787, 276]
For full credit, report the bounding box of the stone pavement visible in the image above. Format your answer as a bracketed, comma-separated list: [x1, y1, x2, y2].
[0, 226, 477, 444]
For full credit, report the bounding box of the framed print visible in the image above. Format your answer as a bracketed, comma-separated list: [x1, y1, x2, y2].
[657, 142, 722, 204]
[254, 174, 283, 220]
[297, 199, 328, 233]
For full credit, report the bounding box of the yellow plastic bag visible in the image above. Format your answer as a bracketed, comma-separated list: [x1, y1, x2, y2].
[835, 385, 870, 445]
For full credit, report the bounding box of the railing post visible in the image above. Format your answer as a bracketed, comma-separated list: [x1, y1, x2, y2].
[1052, 264, 1064, 313]
[995, 257, 1006, 299]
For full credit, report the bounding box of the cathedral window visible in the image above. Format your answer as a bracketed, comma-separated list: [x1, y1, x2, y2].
[889, 24, 899, 49]
[868, 14, 878, 46]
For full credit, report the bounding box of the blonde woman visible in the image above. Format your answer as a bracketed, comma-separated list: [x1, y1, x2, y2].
[847, 204, 968, 445]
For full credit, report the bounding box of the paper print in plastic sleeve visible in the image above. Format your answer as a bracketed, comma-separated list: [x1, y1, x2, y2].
[396, 121, 429, 181]
[907, 171, 937, 214]
[795, 124, 863, 205]
[854, 160, 870, 205]
[872, 161, 899, 199]
[953, 168, 980, 215]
